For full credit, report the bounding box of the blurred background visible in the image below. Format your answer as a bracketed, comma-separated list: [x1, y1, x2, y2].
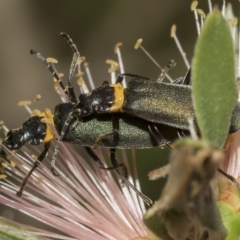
[0, 0, 237, 229]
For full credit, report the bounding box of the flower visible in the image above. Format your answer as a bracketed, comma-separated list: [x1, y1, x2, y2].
[0, 43, 151, 240]
[0, 136, 150, 239]
[0, 1, 239, 240]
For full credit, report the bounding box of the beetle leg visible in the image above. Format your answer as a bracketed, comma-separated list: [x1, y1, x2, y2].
[16, 141, 51, 197]
[177, 129, 186, 139]
[51, 166, 59, 176]
[110, 148, 153, 206]
[51, 110, 78, 175]
[111, 113, 128, 179]
[85, 146, 114, 170]
[93, 133, 115, 149]
[84, 147, 127, 177]
[148, 122, 172, 149]
[112, 113, 119, 141]
[93, 113, 119, 148]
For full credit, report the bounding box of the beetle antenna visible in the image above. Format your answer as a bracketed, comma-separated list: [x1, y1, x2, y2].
[17, 142, 51, 197]
[30, 50, 73, 103]
[60, 32, 80, 102]
[157, 59, 176, 83]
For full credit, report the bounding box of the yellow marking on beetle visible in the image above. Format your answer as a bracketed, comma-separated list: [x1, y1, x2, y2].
[109, 83, 124, 112]
[38, 109, 54, 143]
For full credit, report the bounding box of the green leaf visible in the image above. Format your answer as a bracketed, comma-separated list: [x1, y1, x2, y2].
[144, 138, 227, 240]
[192, 11, 237, 148]
[0, 220, 40, 240]
[218, 202, 240, 240]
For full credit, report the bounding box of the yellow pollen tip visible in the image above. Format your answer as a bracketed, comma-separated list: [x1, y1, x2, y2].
[45, 108, 52, 116]
[74, 72, 85, 78]
[228, 17, 238, 27]
[234, 17, 239, 24]
[191, 0, 198, 11]
[79, 56, 86, 63]
[1, 162, 7, 168]
[108, 66, 119, 73]
[84, 62, 89, 67]
[54, 82, 60, 90]
[0, 174, 7, 179]
[77, 78, 84, 86]
[134, 39, 143, 49]
[34, 94, 41, 101]
[31, 109, 41, 117]
[170, 24, 176, 37]
[6, 155, 15, 163]
[17, 101, 32, 106]
[10, 160, 16, 168]
[46, 57, 58, 64]
[106, 59, 119, 67]
[197, 9, 205, 18]
[53, 73, 64, 82]
[40, 117, 52, 124]
[114, 43, 123, 53]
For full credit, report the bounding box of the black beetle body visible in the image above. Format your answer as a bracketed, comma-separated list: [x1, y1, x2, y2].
[54, 102, 186, 149]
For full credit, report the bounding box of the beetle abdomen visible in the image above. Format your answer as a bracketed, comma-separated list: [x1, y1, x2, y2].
[123, 79, 195, 130]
